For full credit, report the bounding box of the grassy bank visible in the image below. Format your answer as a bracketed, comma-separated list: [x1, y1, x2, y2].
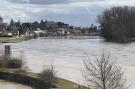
[0, 35, 33, 43]
[57, 78, 87, 89]
[0, 68, 87, 89]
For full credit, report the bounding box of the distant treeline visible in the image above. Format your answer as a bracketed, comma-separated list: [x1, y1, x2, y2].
[98, 6, 135, 43]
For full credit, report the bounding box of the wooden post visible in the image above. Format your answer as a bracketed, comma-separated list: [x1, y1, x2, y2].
[4, 45, 11, 59]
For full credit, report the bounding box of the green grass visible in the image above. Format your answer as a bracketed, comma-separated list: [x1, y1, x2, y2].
[0, 35, 32, 43]
[57, 78, 88, 89]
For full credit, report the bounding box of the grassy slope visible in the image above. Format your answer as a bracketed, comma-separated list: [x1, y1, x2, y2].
[57, 78, 87, 89]
[0, 69, 88, 89]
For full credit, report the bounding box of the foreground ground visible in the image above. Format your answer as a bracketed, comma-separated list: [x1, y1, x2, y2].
[0, 68, 88, 89]
[0, 78, 87, 89]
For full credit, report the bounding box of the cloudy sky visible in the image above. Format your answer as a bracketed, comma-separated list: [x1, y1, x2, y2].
[0, 0, 135, 27]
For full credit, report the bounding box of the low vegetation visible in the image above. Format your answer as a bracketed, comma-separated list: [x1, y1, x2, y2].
[0, 52, 24, 69]
[0, 57, 23, 68]
[38, 65, 57, 89]
[6, 58, 23, 68]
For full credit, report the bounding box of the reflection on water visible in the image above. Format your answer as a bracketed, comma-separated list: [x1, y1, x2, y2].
[0, 36, 135, 89]
[39, 36, 102, 39]
[0, 80, 32, 89]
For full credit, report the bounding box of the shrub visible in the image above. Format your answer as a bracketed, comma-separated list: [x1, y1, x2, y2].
[39, 65, 57, 89]
[6, 58, 23, 68]
[0, 52, 25, 69]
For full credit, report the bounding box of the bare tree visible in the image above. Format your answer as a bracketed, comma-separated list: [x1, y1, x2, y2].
[84, 52, 128, 89]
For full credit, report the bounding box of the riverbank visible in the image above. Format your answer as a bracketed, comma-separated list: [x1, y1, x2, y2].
[0, 35, 34, 43]
[0, 68, 87, 89]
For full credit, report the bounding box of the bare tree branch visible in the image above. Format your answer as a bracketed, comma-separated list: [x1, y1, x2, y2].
[83, 52, 128, 89]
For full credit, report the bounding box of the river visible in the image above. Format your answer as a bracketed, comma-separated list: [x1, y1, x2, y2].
[0, 36, 135, 89]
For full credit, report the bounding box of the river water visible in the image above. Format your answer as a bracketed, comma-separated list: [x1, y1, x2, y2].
[0, 36, 135, 89]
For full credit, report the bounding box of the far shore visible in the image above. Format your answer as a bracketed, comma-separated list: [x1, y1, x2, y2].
[0, 35, 34, 43]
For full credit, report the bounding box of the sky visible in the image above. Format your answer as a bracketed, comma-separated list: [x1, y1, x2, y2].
[0, 0, 135, 27]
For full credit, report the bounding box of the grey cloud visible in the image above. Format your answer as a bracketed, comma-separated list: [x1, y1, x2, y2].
[5, 0, 69, 4]
[5, 0, 102, 5]
[29, 0, 69, 5]
[6, 0, 29, 3]
[29, 0, 100, 5]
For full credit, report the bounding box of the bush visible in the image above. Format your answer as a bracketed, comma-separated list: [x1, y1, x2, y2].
[6, 58, 23, 68]
[39, 65, 57, 89]
[0, 53, 24, 69]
